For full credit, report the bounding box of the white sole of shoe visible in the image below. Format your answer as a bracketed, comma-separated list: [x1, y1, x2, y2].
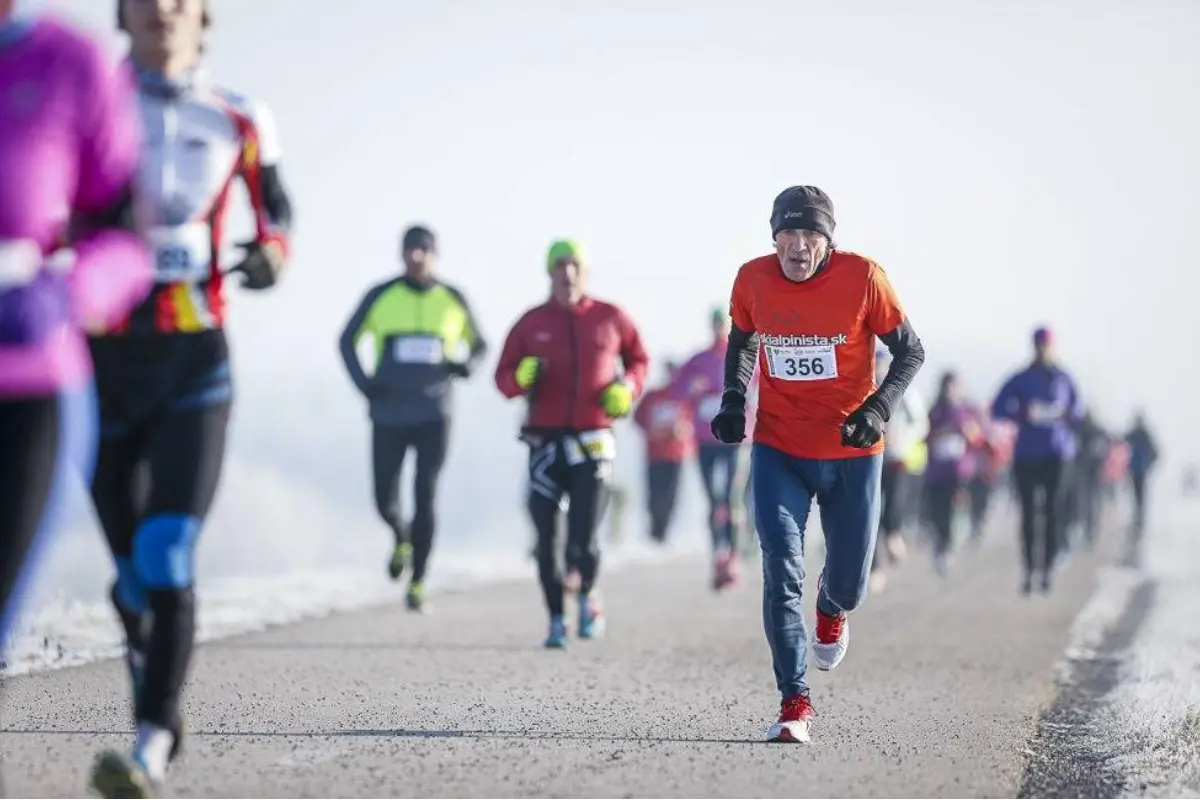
[812, 623, 850, 671]
[766, 720, 811, 743]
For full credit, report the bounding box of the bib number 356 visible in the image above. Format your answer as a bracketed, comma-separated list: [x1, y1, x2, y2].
[765, 344, 838, 381]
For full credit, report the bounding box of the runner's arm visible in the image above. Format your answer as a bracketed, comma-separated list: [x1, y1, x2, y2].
[446, 285, 489, 376]
[862, 263, 926, 421]
[616, 307, 650, 398]
[723, 269, 759, 408]
[338, 286, 386, 395]
[494, 318, 529, 399]
[991, 375, 1021, 422]
[238, 102, 294, 262]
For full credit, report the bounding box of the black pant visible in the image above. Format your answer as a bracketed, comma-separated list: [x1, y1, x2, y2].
[527, 435, 611, 617]
[697, 443, 747, 553]
[1130, 471, 1148, 535]
[646, 459, 683, 544]
[88, 330, 231, 730]
[925, 477, 961, 557]
[372, 419, 449, 584]
[0, 397, 60, 647]
[1013, 457, 1067, 576]
[968, 476, 992, 536]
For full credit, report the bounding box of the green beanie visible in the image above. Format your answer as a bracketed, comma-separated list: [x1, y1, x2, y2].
[547, 239, 586, 273]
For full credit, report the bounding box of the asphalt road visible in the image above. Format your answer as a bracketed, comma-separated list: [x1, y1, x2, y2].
[1, 527, 1104, 798]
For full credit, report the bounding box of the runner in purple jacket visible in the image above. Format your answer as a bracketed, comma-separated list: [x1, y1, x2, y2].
[669, 307, 755, 590]
[991, 326, 1082, 595]
[0, 0, 150, 663]
[924, 371, 985, 575]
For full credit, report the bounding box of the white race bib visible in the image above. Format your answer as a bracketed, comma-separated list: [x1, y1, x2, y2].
[393, 335, 444, 364]
[764, 343, 838, 382]
[931, 434, 967, 460]
[649, 402, 682, 429]
[563, 429, 616, 465]
[0, 239, 41, 288]
[1027, 400, 1063, 426]
[147, 223, 211, 283]
[698, 394, 723, 419]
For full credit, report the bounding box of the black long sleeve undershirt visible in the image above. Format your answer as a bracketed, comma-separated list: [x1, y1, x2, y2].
[867, 317, 926, 421]
[720, 323, 759, 411]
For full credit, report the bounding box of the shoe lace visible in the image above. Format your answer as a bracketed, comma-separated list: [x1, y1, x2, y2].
[815, 609, 845, 644]
[780, 694, 814, 722]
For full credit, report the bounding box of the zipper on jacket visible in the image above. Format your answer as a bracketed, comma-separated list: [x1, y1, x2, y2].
[567, 307, 578, 429]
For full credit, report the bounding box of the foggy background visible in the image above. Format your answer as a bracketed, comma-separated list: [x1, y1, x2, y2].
[24, 0, 1200, 606]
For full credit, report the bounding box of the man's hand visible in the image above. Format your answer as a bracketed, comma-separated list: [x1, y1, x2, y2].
[600, 381, 634, 418]
[515, 356, 543, 391]
[711, 392, 747, 444]
[228, 238, 286, 291]
[841, 402, 886, 449]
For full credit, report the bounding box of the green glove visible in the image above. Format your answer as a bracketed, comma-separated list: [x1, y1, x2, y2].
[600, 381, 634, 418]
[515, 356, 543, 391]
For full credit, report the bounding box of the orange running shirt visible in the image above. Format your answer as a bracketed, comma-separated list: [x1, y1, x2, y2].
[729, 250, 906, 460]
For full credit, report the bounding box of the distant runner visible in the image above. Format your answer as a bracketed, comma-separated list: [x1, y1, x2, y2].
[711, 186, 925, 743]
[494, 239, 649, 649]
[869, 345, 928, 592]
[923, 371, 985, 576]
[1124, 411, 1160, 543]
[669, 307, 754, 590]
[991, 326, 1082, 595]
[338, 224, 487, 613]
[632, 360, 696, 545]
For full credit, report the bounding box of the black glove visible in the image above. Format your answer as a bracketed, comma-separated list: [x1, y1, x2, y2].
[227, 239, 284, 291]
[840, 401, 886, 449]
[710, 392, 747, 444]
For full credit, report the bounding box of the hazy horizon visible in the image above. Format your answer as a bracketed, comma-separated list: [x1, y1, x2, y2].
[22, 0, 1199, 606]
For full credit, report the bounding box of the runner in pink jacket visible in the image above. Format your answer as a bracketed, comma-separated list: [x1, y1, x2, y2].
[0, 0, 150, 677]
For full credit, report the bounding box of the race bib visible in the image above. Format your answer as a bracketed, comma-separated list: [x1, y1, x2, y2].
[1027, 400, 1064, 426]
[764, 343, 838, 381]
[147, 223, 211, 283]
[392, 335, 445, 364]
[0, 239, 41, 288]
[931, 434, 967, 460]
[698, 394, 723, 419]
[563, 429, 616, 466]
[649, 402, 682, 429]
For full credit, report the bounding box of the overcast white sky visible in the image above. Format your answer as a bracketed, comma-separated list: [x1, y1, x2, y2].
[32, 0, 1200, 593]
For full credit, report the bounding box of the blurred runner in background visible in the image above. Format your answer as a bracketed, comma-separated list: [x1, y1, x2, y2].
[338, 224, 487, 613]
[494, 238, 649, 649]
[633, 359, 695, 545]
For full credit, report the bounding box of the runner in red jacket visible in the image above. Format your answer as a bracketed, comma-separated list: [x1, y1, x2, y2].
[494, 238, 649, 649]
[633, 360, 696, 546]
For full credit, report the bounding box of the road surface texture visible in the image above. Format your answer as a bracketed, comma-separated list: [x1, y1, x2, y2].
[2, 531, 1114, 798]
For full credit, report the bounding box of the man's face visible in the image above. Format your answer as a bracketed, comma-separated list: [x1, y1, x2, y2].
[774, 228, 830, 282]
[550, 257, 584, 300]
[403, 245, 437, 273]
[122, 0, 205, 61]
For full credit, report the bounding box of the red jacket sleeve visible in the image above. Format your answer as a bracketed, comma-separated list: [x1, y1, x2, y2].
[633, 390, 654, 431]
[494, 313, 528, 399]
[616, 306, 650, 399]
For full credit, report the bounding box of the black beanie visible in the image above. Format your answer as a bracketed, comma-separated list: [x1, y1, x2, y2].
[401, 225, 437, 253]
[770, 185, 836, 241]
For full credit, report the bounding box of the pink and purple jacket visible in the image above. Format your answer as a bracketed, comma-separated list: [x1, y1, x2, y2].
[0, 10, 151, 398]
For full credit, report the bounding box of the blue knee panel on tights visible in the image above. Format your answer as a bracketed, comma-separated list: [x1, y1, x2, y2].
[114, 556, 148, 613]
[133, 514, 200, 589]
